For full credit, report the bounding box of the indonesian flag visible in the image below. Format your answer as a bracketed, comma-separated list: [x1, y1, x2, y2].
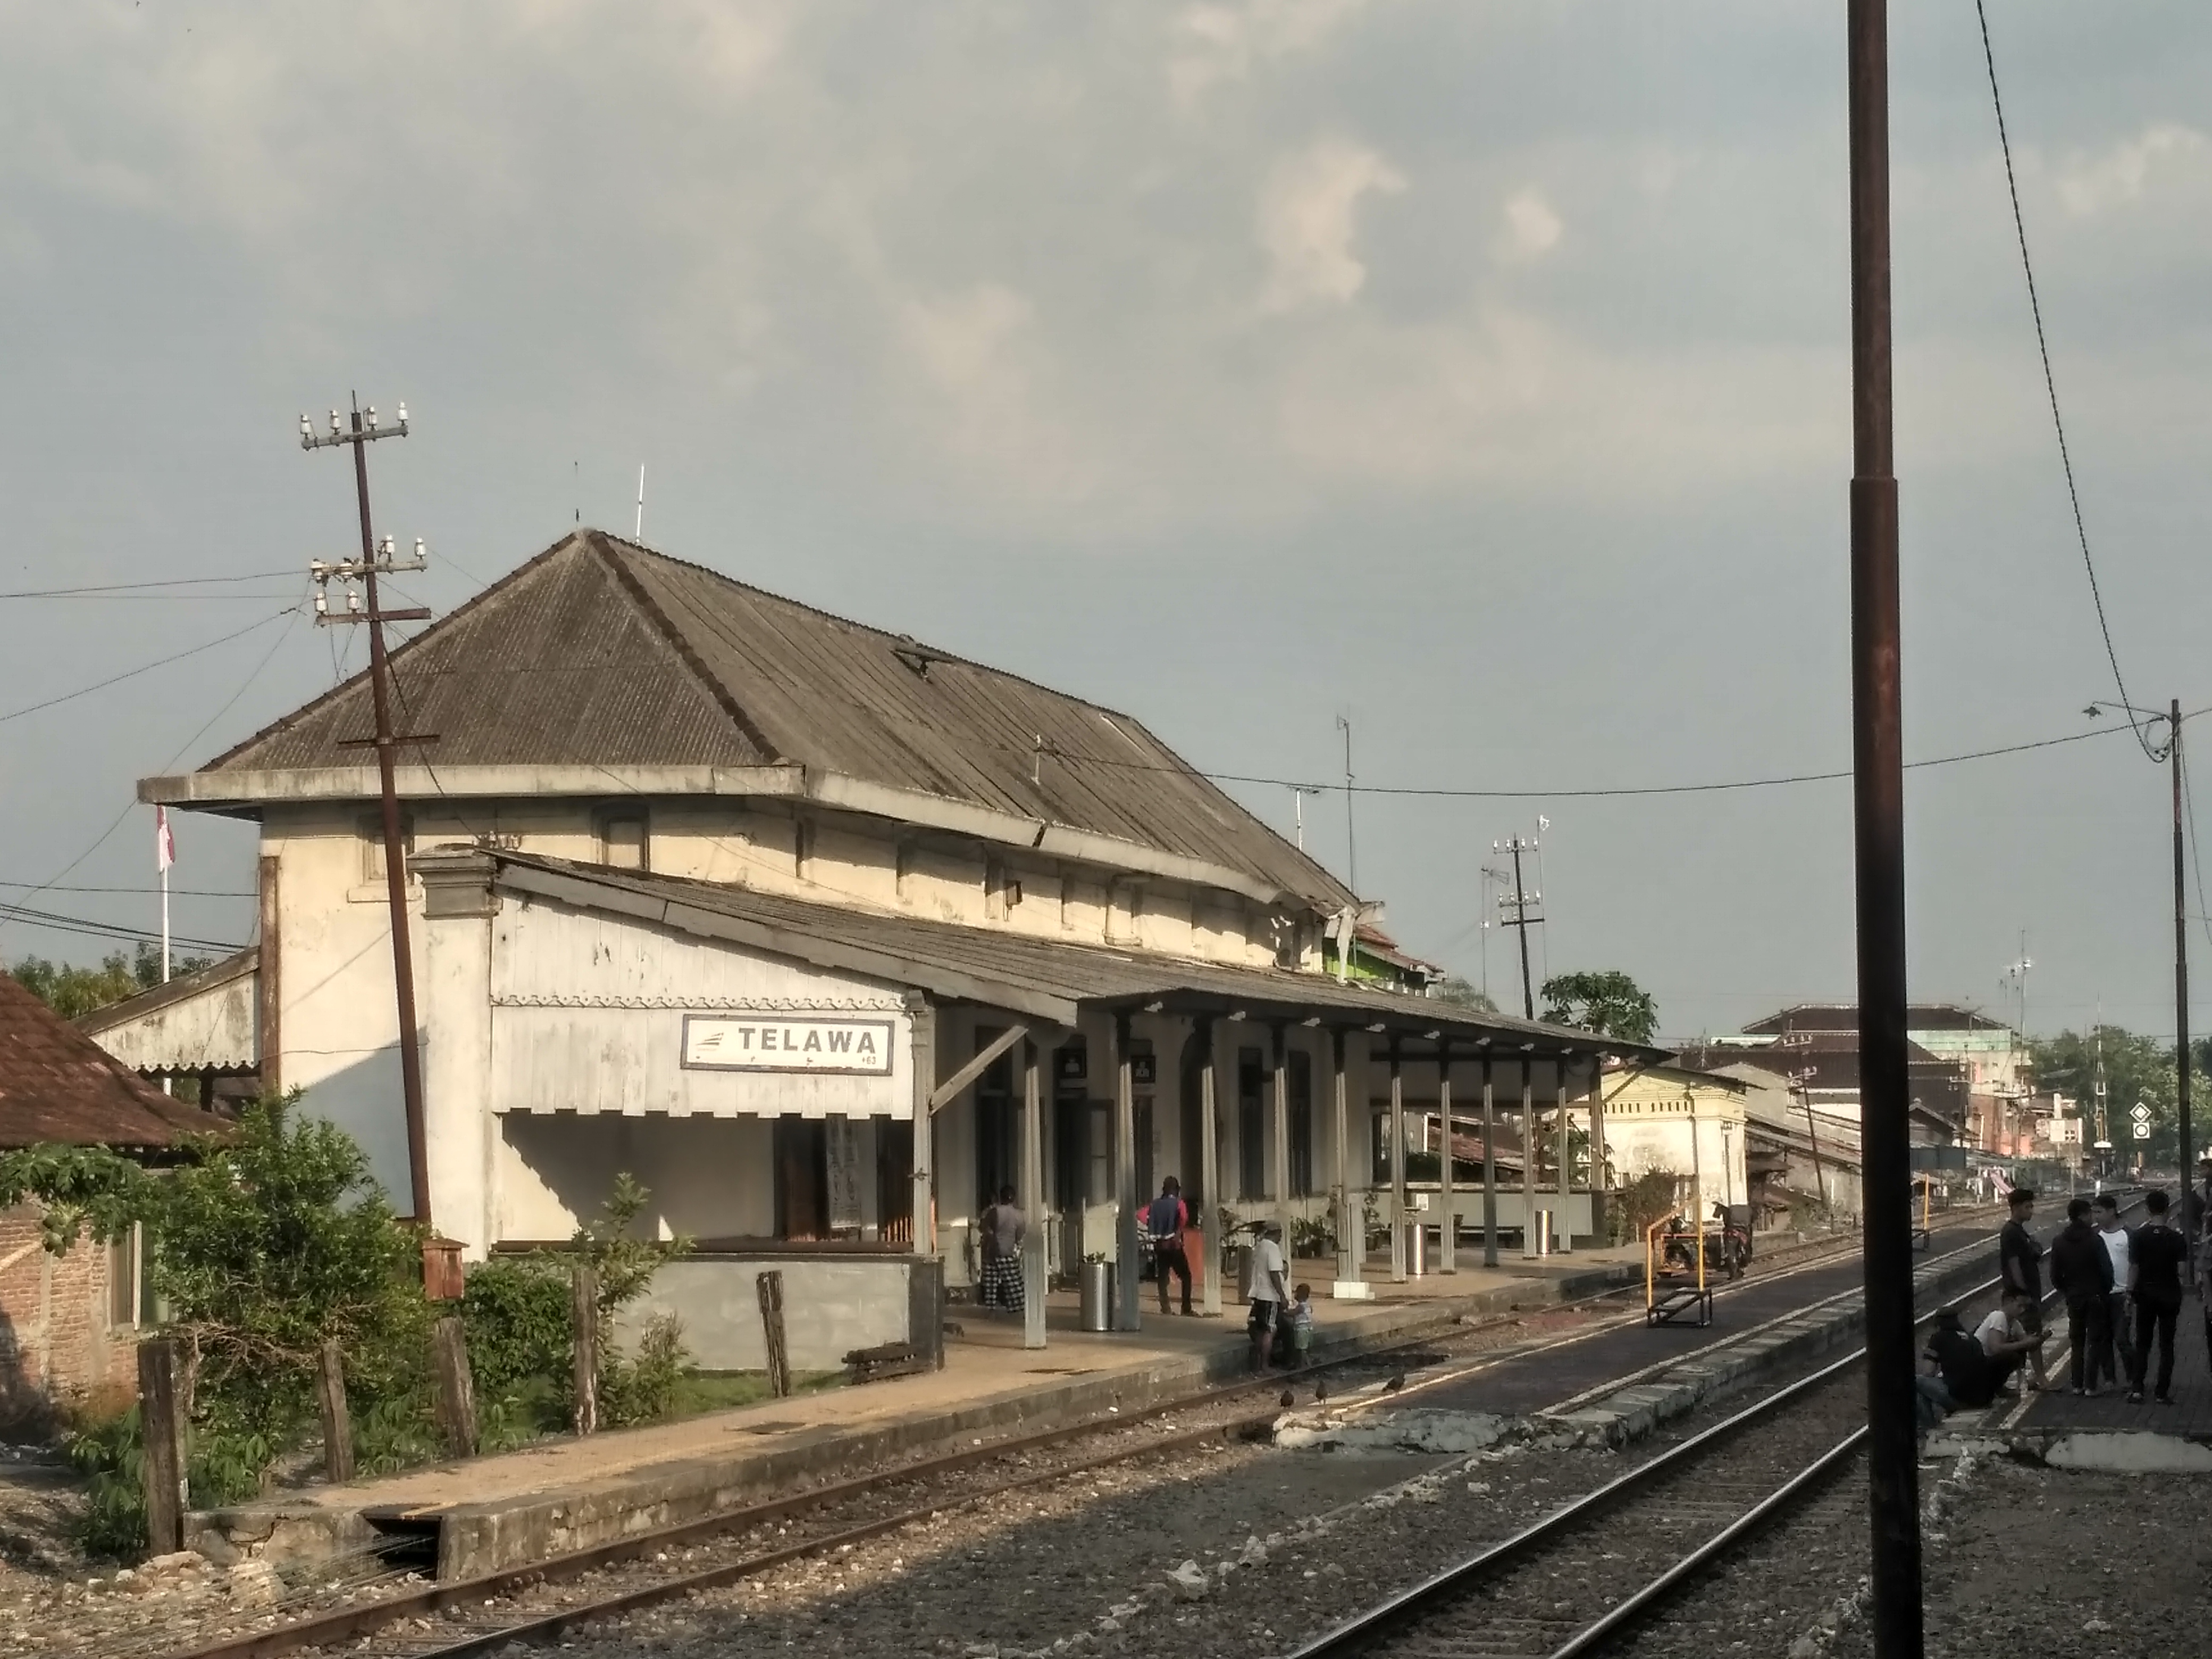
[156, 806, 176, 873]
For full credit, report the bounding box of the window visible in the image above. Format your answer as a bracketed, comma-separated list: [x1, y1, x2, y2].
[793, 817, 815, 882]
[359, 812, 416, 884]
[1288, 1050, 1314, 1196]
[596, 809, 649, 872]
[106, 1224, 143, 1330]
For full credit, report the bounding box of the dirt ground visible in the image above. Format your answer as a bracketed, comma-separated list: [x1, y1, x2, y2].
[1829, 1457, 2212, 1659]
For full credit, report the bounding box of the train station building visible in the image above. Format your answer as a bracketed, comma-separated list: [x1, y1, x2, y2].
[96, 530, 1646, 1367]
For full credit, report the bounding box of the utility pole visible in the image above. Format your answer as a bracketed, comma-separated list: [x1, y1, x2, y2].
[1336, 715, 1356, 896]
[1493, 837, 1541, 1020]
[300, 400, 437, 1233]
[1845, 2, 1924, 1650]
[1790, 1067, 1826, 1211]
[2172, 698, 2194, 1255]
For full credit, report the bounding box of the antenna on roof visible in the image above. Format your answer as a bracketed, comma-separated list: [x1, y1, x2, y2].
[573, 460, 580, 526]
[635, 465, 646, 540]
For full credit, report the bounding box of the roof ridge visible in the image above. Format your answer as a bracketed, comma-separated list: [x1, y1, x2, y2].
[592, 530, 1192, 768]
[585, 532, 785, 763]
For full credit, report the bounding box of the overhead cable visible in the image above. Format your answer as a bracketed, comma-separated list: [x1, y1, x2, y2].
[1973, 2, 2157, 763]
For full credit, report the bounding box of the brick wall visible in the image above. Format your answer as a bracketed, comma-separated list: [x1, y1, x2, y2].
[0, 1206, 137, 1432]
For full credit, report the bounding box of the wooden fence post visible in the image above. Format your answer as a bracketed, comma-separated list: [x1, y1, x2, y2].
[756, 1270, 791, 1398]
[317, 1340, 354, 1484]
[570, 1266, 599, 1436]
[137, 1337, 187, 1555]
[431, 1316, 476, 1459]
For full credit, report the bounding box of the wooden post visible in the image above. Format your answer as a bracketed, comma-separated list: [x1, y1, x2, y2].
[317, 1340, 354, 1484]
[571, 1266, 600, 1435]
[431, 1316, 476, 1458]
[1389, 1040, 1407, 1281]
[1020, 1043, 1046, 1350]
[757, 1270, 792, 1398]
[256, 854, 282, 1098]
[137, 1337, 187, 1556]
[1438, 1049, 1456, 1273]
[1199, 1019, 1223, 1318]
[1588, 1057, 1610, 1244]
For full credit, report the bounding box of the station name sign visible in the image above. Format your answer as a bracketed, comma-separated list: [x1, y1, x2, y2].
[682, 1014, 896, 1076]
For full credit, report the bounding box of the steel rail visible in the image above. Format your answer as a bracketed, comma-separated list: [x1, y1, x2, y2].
[148, 1208, 2015, 1659]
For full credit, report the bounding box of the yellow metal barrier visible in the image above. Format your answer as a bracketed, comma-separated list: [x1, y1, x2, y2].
[1645, 1211, 1714, 1327]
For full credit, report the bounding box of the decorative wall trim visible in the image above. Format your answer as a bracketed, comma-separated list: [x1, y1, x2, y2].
[491, 993, 908, 1012]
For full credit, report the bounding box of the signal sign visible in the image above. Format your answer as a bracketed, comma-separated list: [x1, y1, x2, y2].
[2132, 1123, 2153, 1141]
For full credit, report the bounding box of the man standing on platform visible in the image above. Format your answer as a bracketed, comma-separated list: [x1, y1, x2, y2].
[2092, 1193, 2134, 1389]
[2049, 1196, 2114, 1396]
[1146, 1177, 1194, 1317]
[1999, 1187, 2049, 1392]
[1246, 1221, 1288, 1372]
[2128, 1188, 2188, 1405]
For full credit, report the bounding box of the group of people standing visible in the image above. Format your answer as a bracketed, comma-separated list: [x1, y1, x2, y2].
[970, 1174, 1203, 1317]
[1924, 1181, 2198, 1418]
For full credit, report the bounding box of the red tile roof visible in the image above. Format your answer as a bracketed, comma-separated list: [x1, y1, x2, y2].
[0, 973, 219, 1151]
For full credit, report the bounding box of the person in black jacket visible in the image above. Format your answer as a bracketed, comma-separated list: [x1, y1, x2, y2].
[2048, 1196, 2115, 1396]
[2127, 1188, 2189, 1405]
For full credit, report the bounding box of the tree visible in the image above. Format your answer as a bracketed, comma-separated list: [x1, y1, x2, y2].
[2031, 1026, 2178, 1167]
[1539, 969, 1658, 1045]
[7, 942, 212, 1020]
[1430, 976, 1499, 1014]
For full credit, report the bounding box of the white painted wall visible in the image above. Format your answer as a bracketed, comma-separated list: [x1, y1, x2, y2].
[82, 968, 257, 1073]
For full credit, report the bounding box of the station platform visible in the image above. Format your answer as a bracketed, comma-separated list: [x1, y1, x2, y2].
[188, 1242, 1655, 1577]
[1972, 1296, 2212, 1451]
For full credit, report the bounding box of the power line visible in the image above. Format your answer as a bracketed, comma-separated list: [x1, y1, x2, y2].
[0, 899, 241, 954]
[0, 569, 299, 600]
[1973, 1, 2156, 764]
[0, 607, 299, 726]
[0, 881, 255, 897]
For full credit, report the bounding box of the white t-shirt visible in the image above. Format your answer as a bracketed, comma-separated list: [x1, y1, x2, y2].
[1249, 1236, 1287, 1302]
[1975, 1309, 2022, 1357]
[2099, 1226, 2130, 1286]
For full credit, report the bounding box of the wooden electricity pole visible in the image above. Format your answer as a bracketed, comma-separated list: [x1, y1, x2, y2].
[301, 400, 437, 1232]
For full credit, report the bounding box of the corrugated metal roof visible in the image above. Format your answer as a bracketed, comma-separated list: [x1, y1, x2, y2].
[199, 532, 1351, 909]
[481, 851, 1658, 1061]
[0, 973, 221, 1150]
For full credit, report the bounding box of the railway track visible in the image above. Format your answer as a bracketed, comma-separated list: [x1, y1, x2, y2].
[1285, 1198, 2145, 1659]
[101, 1210, 2006, 1659]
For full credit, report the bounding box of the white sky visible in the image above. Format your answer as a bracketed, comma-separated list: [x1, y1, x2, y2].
[2, 2, 2208, 1042]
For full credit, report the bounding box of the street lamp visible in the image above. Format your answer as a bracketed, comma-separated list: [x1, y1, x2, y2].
[2084, 698, 2194, 1250]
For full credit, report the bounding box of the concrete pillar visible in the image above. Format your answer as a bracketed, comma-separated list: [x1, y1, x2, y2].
[1481, 1053, 1499, 1269]
[906, 993, 937, 1256]
[1199, 1018, 1222, 1318]
[1113, 1010, 1140, 1332]
[1021, 1041, 1046, 1350]
[415, 853, 498, 1258]
[1331, 1027, 1361, 1291]
[1438, 1051, 1456, 1273]
[1388, 1041, 1407, 1283]
[1520, 1051, 1538, 1259]
[1270, 1023, 1292, 1252]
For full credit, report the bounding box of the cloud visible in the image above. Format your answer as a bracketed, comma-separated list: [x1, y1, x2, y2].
[2055, 122, 2212, 216]
[1170, 0, 1376, 104]
[1256, 137, 1406, 312]
[1498, 186, 1563, 260]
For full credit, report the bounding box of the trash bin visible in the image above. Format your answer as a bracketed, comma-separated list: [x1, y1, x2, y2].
[1078, 1260, 1115, 1331]
[1531, 1209, 1556, 1258]
[1406, 1218, 1427, 1277]
[1226, 1242, 1253, 1302]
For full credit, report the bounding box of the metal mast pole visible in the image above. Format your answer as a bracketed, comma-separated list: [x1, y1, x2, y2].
[1846, 3, 1923, 1653]
[2174, 699, 2194, 1252]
